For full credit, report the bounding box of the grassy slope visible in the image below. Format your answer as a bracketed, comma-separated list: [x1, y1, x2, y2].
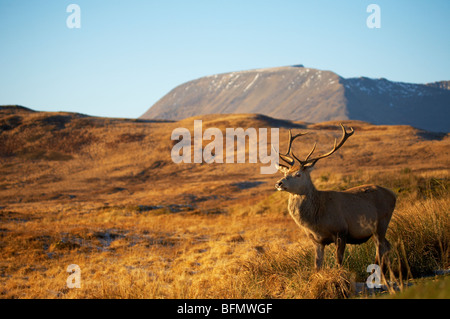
[0, 106, 449, 298]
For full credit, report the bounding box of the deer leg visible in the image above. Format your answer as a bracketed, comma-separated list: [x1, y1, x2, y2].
[336, 235, 347, 267]
[314, 244, 325, 270]
[374, 221, 391, 267]
[375, 235, 391, 271]
[374, 236, 382, 265]
[379, 238, 391, 271]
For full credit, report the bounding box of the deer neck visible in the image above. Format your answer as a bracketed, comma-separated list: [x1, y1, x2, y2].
[288, 180, 321, 227]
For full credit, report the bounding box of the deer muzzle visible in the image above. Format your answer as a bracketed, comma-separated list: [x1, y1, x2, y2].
[275, 179, 286, 191]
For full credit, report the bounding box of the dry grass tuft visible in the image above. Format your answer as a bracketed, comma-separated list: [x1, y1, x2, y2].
[306, 268, 354, 299]
[233, 244, 354, 299]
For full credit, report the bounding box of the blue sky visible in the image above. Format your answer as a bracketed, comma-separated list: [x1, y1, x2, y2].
[0, 0, 449, 118]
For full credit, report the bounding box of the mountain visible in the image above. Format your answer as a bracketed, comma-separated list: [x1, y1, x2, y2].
[140, 66, 450, 132]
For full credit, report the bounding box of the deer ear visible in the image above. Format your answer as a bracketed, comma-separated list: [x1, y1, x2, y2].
[302, 159, 318, 171]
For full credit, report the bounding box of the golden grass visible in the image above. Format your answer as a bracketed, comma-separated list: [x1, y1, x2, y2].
[1, 169, 448, 299]
[0, 109, 449, 298]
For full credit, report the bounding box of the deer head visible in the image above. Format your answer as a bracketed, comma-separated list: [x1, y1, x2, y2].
[275, 123, 354, 195]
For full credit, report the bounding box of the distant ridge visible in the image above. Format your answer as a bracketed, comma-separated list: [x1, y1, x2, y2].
[0, 105, 35, 112]
[141, 66, 450, 132]
[426, 81, 450, 91]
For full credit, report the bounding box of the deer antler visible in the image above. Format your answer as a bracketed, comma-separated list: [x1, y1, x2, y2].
[299, 123, 354, 167]
[278, 130, 308, 167]
[279, 123, 354, 169]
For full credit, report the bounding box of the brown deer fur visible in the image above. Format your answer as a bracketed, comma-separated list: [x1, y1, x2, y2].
[275, 124, 396, 269]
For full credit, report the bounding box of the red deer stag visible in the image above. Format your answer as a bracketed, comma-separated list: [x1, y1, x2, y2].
[275, 124, 396, 269]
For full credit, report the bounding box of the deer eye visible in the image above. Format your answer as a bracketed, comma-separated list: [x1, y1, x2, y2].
[295, 172, 301, 177]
